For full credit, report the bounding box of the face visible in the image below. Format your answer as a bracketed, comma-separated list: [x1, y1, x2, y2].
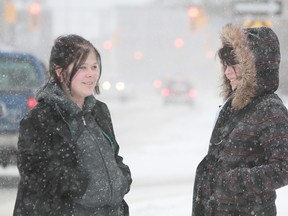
[224, 65, 241, 91]
[66, 51, 100, 107]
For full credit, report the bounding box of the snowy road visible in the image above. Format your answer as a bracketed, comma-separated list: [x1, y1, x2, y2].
[1, 91, 288, 216]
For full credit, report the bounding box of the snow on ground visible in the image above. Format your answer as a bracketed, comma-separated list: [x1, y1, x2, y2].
[106, 91, 288, 216]
[105, 91, 218, 216]
[1, 91, 288, 215]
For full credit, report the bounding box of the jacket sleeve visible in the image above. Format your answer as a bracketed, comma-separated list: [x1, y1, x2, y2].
[218, 104, 288, 195]
[17, 112, 88, 199]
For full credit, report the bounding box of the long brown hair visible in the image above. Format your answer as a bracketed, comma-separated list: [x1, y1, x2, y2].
[48, 34, 102, 94]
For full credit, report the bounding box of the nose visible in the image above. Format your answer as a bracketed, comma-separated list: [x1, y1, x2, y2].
[86, 67, 95, 77]
[224, 65, 234, 76]
[85, 71, 92, 78]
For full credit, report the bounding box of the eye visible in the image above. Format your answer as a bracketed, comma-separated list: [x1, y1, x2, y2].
[92, 64, 99, 70]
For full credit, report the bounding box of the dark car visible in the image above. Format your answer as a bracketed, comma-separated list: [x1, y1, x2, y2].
[161, 79, 197, 105]
[0, 52, 46, 168]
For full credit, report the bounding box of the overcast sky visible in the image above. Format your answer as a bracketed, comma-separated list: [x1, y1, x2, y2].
[46, 0, 154, 39]
[102, 0, 154, 7]
[51, 0, 154, 8]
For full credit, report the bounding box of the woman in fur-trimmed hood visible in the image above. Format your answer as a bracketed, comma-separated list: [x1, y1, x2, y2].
[192, 24, 288, 216]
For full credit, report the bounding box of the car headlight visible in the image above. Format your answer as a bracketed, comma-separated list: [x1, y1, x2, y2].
[102, 81, 111, 90]
[115, 82, 125, 91]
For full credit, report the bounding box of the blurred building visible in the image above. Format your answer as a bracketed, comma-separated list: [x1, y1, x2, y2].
[95, 1, 216, 96]
[1, 0, 288, 95]
[0, 0, 52, 62]
[95, 0, 288, 96]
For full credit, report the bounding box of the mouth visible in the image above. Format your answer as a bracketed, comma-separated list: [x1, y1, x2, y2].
[83, 81, 94, 85]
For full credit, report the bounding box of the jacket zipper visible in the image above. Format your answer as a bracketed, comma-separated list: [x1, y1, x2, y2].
[101, 129, 115, 153]
[82, 116, 86, 126]
[82, 116, 114, 152]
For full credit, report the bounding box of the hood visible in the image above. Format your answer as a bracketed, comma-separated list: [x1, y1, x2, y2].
[219, 24, 280, 110]
[36, 82, 97, 117]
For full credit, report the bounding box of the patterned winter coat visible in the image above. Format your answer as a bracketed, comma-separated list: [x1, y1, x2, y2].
[192, 24, 288, 216]
[13, 83, 132, 216]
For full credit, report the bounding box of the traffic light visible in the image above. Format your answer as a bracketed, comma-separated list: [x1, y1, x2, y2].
[188, 6, 200, 19]
[29, 2, 41, 31]
[4, 2, 17, 24]
[133, 51, 143, 60]
[187, 5, 207, 32]
[243, 20, 272, 28]
[174, 37, 184, 49]
[103, 40, 113, 50]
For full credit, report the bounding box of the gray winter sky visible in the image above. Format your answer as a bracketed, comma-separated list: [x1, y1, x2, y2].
[47, 0, 154, 8]
[46, 0, 153, 40]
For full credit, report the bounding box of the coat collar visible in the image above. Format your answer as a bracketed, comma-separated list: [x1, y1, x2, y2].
[36, 82, 97, 118]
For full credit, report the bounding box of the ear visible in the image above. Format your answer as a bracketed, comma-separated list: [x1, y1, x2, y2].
[55, 66, 64, 82]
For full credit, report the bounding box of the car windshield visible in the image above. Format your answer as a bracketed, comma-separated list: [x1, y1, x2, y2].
[0, 58, 40, 90]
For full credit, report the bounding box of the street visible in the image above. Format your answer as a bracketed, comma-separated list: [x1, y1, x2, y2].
[1, 91, 288, 215]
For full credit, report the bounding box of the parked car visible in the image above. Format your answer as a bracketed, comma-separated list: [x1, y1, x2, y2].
[0, 52, 46, 168]
[160, 79, 197, 105]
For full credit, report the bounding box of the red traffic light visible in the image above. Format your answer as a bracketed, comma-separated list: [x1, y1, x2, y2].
[188, 6, 200, 18]
[174, 38, 184, 49]
[29, 2, 41, 15]
[103, 40, 113, 50]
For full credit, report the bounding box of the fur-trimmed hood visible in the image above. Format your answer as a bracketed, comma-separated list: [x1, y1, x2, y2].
[219, 24, 280, 110]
